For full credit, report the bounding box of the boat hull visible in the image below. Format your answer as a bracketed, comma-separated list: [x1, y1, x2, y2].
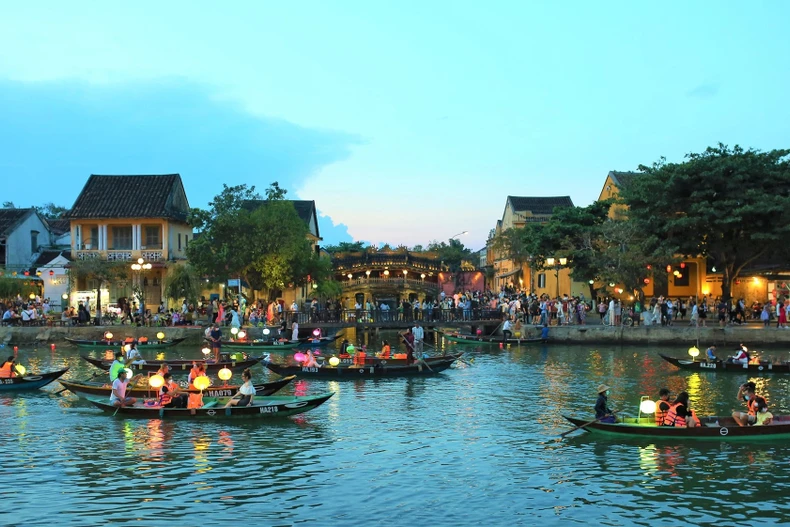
[0, 368, 69, 391]
[217, 340, 300, 350]
[440, 331, 544, 345]
[563, 415, 790, 441]
[65, 337, 186, 349]
[81, 355, 262, 373]
[265, 355, 461, 379]
[659, 354, 790, 374]
[86, 392, 334, 419]
[58, 375, 295, 398]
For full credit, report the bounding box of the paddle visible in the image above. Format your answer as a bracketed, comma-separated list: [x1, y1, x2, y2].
[113, 374, 145, 416]
[485, 320, 505, 339]
[559, 411, 618, 438]
[400, 334, 433, 372]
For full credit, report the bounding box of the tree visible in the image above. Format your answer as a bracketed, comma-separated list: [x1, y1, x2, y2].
[0, 278, 38, 298]
[163, 263, 203, 305]
[35, 203, 68, 219]
[187, 183, 332, 301]
[2, 201, 14, 208]
[68, 259, 128, 324]
[427, 238, 473, 271]
[620, 144, 790, 300]
[322, 241, 368, 254]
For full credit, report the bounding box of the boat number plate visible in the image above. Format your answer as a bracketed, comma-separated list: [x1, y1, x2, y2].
[720, 427, 729, 436]
[206, 410, 216, 416]
[700, 362, 717, 369]
[302, 367, 319, 373]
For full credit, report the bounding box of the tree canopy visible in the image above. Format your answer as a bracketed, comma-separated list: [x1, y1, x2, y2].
[620, 144, 790, 300]
[426, 238, 473, 271]
[163, 263, 203, 305]
[322, 241, 369, 254]
[69, 259, 128, 322]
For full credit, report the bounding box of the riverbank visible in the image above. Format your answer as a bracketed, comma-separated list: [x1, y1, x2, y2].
[2, 323, 789, 348]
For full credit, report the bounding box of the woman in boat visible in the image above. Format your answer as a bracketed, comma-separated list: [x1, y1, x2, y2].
[303, 350, 319, 368]
[594, 384, 615, 423]
[0, 356, 17, 378]
[655, 388, 671, 425]
[188, 362, 207, 389]
[225, 368, 255, 408]
[663, 391, 698, 427]
[161, 372, 187, 408]
[732, 382, 767, 426]
[754, 399, 773, 426]
[378, 341, 391, 359]
[156, 363, 171, 377]
[126, 343, 145, 365]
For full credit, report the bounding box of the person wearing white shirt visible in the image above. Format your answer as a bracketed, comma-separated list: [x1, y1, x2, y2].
[126, 344, 146, 365]
[291, 320, 299, 341]
[109, 369, 137, 407]
[290, 301, 299, 313]
[502, 318, 513, 342]
[225, 368, 256, 408]
[412, 323, 425, 352]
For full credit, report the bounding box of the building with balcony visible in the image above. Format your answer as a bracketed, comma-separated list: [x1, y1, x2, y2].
[64, 174, 192, 310]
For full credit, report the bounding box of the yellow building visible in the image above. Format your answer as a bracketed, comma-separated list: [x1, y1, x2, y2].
[65, 174, 192, 310]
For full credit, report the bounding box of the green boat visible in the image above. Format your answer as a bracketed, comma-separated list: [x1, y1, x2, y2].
[563, 415, 790, 441]
[215, 339, 300, 351]
[65, 337, 186, 350]
[439, 330, 543, 345]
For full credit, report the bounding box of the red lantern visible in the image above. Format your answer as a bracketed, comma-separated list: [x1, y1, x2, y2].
[646, 264, 652, 270]
[643, 278, 650, 285]
[680, 262, 686, 269]
[24, 270, 29, 276]
[665, 265, 672, 273]
[49, 270, 54, 276]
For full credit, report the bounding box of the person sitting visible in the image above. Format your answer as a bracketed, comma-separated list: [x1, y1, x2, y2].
[188, 362, 208, 389]
[109, 352, 126, 382]
[754, 399, 773, 426]
[655, 388, 671, 425]
[158, 385, 173, 407]
[378, 340, 391, 359]
[303, 350, 319, 368]
[732, 382, 767, 426]
[594, 384, 616, 423]
[109, 369, 138, 408]
[0, 356, 18, 378]
[161, 373, 188, 408]
[663, 391, 698, 427]
[729, 345, 749, 365]
[225, 368, 255, 408]
[126, 343, 145, 365]
[156, 363, 171, 377]
[706, 345, 718, 361]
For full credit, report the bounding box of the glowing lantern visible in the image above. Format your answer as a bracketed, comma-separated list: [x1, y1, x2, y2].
[104, 331, 114, 340]
[201, 347, 211, 356]
[218, 368, 232, 384]
[666, 265, 672, 273]
[14, 365, 26, 376]
[237, 331, 247, 339]
[680, 262, 686, 269]
[608, 282, 615, 287]
[51, 344, 56, 350]
[294, 352, 306, 362]
[29, 293, 36, 300]
[640, 399, 656, 415]
[643, 278, 650, 285]
[676, 273, 682, 279]
[24, 271, 29, 276]
[156, 332, 165, 340]
[62, 293, 68, 300]
[49, 270, 54, 276]
[329, 357, 340, 367]
[476, 329, 482, 336]
[231, 353, 241, 360]
[384, 270, 389, 276]
[313, 328, 321, 336]
[688, 346, 700, 358]
[646, 264, 652, 270]
[124, 344, 131, 353]
[263, 328, 271, 336]
[124, 368, 133, 378]
[193, 376, 211, 391]
[148, 374, 165, 389]
[588, 280, 594, 285]
[231, 327, 239, 335]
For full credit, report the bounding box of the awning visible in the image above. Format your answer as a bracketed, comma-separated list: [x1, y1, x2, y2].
[496, 268, 522, 279]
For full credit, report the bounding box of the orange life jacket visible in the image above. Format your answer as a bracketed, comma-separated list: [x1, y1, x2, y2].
[159, 393, 172, 406]
[0, 362, 13, 378]
[187, 393, 203, 409]
[655, 400, 670, 425]
[393, 353, 407, 359]
[380, 346, 391, 359]
[124, 337, 134, 343]
[354, 351, 367, 365]
[138, 337, 148, 343]
[663, 402, 687, 427]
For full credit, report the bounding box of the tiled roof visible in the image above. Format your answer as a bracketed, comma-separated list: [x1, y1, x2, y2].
[507, 196, 574, 215]
[47, 218, 71, 235]
[33, 250, 70, 267]
[65, 174, 190, 221]
[242, 200, 319, 237]
[0, 208, 34, 236]
[608, 171, 639, 189]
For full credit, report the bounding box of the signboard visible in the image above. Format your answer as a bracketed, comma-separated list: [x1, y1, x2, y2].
[227, 279, 240, 287]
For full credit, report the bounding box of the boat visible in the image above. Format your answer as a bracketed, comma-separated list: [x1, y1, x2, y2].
[296, 334, 342, 347]
[0, 368, 69, 391]
[563, 415, 790, 440]
[439, 330, 544, 345]
[80, 355, 262, 373]
[58, 375, 296, 398]
[85, 392, 334, 419]
[65, 337, 186, 349]
[214, 339, 300, 351]
[658, 354, 790, 374]
[264, 354, 462, 379]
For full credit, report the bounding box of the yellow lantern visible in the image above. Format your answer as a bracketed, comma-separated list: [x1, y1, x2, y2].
[231, 327, 239, 335]
[124, 368, 133, 378]
[124, 344, 131, 353]
[148, 374, 165, 389]
[237, 330, 247, 339]
[201, 347, 211, 356]
[329, 356, 340, 367]
[193, 376, 211, 391]
[640, 399, 656, 414]
[156, 332, 165, 340]
[29, 293, 36, 300]
[14, 365, 26, 376]
[218, 367, 232, 382]
[104, 331, 114, 340]
[688, 346, 700, 358]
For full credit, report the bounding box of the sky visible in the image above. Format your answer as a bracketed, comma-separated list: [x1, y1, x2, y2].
[1, 2, 788, 250]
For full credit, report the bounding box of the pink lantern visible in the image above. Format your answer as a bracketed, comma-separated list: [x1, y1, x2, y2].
[476, 329, 482, 336]
[294, 352, 306, 363]
[312, 328, 321, 336]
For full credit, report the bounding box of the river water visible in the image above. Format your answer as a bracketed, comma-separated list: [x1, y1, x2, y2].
[3, 331, 790, 526]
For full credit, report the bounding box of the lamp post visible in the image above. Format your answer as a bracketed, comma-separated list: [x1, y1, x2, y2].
[545, 257, 567, 299]
[130, 257, 152, 311]
[450, 231, 468, 240]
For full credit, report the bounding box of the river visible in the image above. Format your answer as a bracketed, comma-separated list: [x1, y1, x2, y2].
[2, 331, 789, 526]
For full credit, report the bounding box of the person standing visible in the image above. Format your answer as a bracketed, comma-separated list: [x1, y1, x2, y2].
[607, 298, 615, 326]
[208, 323, 222, 362]
[412, 322, 424, 353]
[291, 319, 299, 342]
[502, 317, 513, 342]
[206, 299, 214, 325]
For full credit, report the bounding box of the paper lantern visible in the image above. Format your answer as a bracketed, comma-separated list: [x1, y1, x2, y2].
[218, 367, 232, 381]
[329, 357, 340, 366]
[201, 347, 211, 356]
[148, 374, 165, 389]
[231, 327, 239, 335]
[476, 329, 482, 336]
[640, 400, 656, 414]
[313, 328, 321, 336]
[643, 278, 650, 284]
[124, 368, 133, 378]
[62, 293, 68, 300]
[263, 328, 270, 335]
[688, 346, 700, 358]
[156, 332, 165, 340]
[294, 352, 306, 362]
[29, 293, 36, 300]
[237, 331, 246, 339]
[124, 344, 131, 353]
[104, 332, 114, 340]
[14, 365, 26, 376]
[49, 270, 54, 276]
[193, 376, 211, 391]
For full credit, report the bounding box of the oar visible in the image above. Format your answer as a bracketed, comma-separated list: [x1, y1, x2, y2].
[113, 374, 145, 416]
[400, 335, 433, 372]
[54, 371, 103, 395]
[485, 320, 504, 339]
[559, 411, 617, 438]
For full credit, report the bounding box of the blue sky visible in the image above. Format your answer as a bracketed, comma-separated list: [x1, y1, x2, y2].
[1, 2, 788, 249]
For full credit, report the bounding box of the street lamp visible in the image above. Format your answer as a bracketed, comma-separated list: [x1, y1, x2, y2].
[546, 257, 567, 299]
[365, 270, 371, 279]
[130, 258, 152, 309]
[450, 231, 468, 240]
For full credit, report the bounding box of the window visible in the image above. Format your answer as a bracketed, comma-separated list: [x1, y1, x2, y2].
[185, 235, 189, 247]
[111, 226, 133, 250]
[538, 273, 546, 288]
[30, 230, 39, 253]
[144, 226, 160, 248]
[88, 226, 98, 249]
[178, 233, 182, 251]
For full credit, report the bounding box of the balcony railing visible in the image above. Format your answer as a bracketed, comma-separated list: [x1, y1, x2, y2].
[340, 277, 439, 290]
[74, 250, 165, 262]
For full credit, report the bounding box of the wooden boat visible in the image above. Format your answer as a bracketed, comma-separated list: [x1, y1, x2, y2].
[215, 339, 300, 350]
[85, 392, 334, 419]
[563, 415, 790, 440]
[58, 375, 296, 398]
[0, 368, 69, 391]
[659, 354, 790, 374]
[80, 355, 262, 373]
[65, 337, 186, 349]
[264, 354, 462, 379]
[439, 330, 544, 345]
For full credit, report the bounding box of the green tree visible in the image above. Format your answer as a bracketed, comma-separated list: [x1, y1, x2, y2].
[68, 259, 128, 324]
[427, 238, 473, 271]
[163, 263, 203, 305]
[620, 144, 790, 300]
[0, 278, 38, 298]
[35, 203, 69, 219]
[322, 241, 369, 254]
[2, 201, 14, 208]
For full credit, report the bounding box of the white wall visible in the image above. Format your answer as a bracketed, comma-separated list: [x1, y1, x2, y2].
[5, 212, 50, 270]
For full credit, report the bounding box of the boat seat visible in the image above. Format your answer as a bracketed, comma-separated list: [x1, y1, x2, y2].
[202, 401, 218, 409]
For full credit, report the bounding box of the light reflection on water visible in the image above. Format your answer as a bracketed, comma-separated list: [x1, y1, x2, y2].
[2, 337, 790, 525]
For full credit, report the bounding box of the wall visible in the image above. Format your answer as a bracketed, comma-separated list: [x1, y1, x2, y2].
[5, 212, 49, 269]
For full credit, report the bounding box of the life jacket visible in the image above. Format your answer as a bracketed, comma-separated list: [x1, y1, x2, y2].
[159, 393, 172, 406]
[663, 402, 687, 427]
[393, 353, 407, 360]
[187, 393, 203, 409]
[0, 362, 13, 378]
[380, 346, 391, 359]
[124, 337, 134, 343]
[354, 351, 367, 365]
[138, 336, 148, 343]
[189, 367, 200, 382]
[655, 400, 670, 425]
